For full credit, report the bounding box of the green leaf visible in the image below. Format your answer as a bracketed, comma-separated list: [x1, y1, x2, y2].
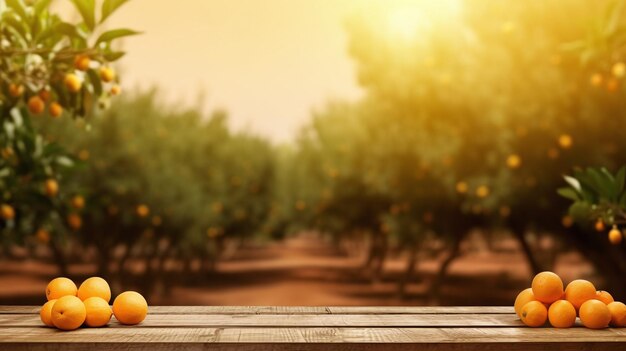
[95, 28, 141, 46]
[34, 0, 52, 16]
[101, 0, 129, 23]
[563, 175, 582, 192]
[103, 51, 126, 61]
[70, 0, 95, 31]
[557, 187, 580, 201]
[54, 22, 83, 39]
[87, 69, 103, 97]
[6, 0, 28, 21]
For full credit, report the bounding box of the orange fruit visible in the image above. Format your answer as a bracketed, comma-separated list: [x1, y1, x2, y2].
[28, 96, 45, 115]
[548, 300, 576, 328]
[595, 219, 605, 232]
[607, 301, 626, 327]
[596, 290, 614, 305]
[475, 185, 490, 198]
[51, 295, 86, 331]
[1, 204, 15, 220]
[579, 299, 611, 329]
[74, 55, 91, 71]
[506, 154, 522, 169]
[136, 204, 150, 218]
[609, 228, 622, 245]
[83, 296, 112, 327]
[112, 291, 148, 325]
[36, 229, 51, 244]
[531, 271, 563, 304]
[99, 67, 116, 82]
[38, 89, 51, 101]
[49, 102, 63, 118]
[44, 179, 59, 197]
[67, 213, 82, 231]
[64, 73, 82, 93]
[40, 299, 57, 327]
[110, 85, 122, 96]
[78, 277, 111, 302]
[71, 195, 85, 210]
[46, 277, 77, 300]
[520, 301, 548, 327]
[8, 83, 24, 97]
[565, 279, 596, 310]
[514, 288, 536, 317]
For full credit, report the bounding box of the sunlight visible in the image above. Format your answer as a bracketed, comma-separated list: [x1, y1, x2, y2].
[386, 5, 430, 41]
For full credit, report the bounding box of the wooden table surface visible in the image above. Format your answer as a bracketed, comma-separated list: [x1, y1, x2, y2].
[1, 305, 625, 350]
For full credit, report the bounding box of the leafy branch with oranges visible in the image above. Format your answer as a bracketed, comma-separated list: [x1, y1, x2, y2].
[558, 167, 626, 246]
[0, 0, 137, 265]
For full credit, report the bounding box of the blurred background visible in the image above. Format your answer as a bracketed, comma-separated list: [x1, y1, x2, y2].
[2, 0, 626, 306]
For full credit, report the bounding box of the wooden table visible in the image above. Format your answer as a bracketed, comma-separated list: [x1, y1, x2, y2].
[1, 305, 625, 350]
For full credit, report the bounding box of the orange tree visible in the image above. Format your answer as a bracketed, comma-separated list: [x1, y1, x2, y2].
[289, 0, 626, 300]
[39, 91, 277, 292]
[0, 0, 137, 273]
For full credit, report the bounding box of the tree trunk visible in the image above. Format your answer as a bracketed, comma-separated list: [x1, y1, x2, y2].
[50, 241, 68, 276]
[428, 233, 465, 302]
[397, 240, 420, 299]
[512, 227, 544, 275]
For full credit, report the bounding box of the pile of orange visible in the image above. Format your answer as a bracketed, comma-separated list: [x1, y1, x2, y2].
[514, 271, 626, 328]
[40, 276, 148, 331]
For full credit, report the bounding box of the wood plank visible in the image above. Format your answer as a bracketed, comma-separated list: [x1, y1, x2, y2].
[0, 313, 527, 327]
[0, 326, 625, 343]
[0, 305, 514, 315]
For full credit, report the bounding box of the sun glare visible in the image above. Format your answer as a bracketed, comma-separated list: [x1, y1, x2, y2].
[387, 6, 430, 41]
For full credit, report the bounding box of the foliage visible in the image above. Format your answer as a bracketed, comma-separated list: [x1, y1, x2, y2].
[0, 0, 136, 248]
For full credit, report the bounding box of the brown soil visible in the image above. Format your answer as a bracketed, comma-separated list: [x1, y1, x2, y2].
[0, 233, 592, 306]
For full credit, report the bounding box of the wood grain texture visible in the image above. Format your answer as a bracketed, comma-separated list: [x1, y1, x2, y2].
[0, 305, 514, 315]
[0, 313, 526, 327]
[0, 306, 624, 351]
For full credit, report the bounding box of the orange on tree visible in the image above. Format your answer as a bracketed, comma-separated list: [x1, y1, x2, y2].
[506, 154, 522, 169]
[46, 277, 77, 300]
[8, 83, 24, 97]
[595, 219, 605, 232]
[558, 134, 573, 149]
[579, 299, 611, 329]
[608, 302, 626, 327]
[39, 299, 57, 327]
[64, 73, 82, 93]
[44, 179, 59, 197]
[78, 277, 111, 302]
[608, 227, 622, 245]
[51, 295, 86, 331]
[27, 96, 45, 115]
[1, 204, 15, 220]
[548, 300, 576, 328]
[49, 102, 63, 118]
[110, 85, 122, 96]
[475, 185, 490, 198]
[565, 279, 597, 310]
[112, 291, 148, 325]
[136, 204, 150, 217]
[71, 195, 85, 210]
[531, 271, 563, 304]
[514, 288, 536, 317]
[36, 229, 50, 244]
[67, 213, 82, 231]
[83, 297, 112, 327]
[99, 66, 116, 82]
[520, 301, 548, 327]
[38, 89, 51, 101]
[596, 290, 614, 305]
[74, 55, 91, 71]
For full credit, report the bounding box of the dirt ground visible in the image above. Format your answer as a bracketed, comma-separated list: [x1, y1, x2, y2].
[0, 233, 594, 306]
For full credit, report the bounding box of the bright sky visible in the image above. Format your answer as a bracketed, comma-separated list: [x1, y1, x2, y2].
[54, 0, 461, 142]
[99, 0, 366, 143]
